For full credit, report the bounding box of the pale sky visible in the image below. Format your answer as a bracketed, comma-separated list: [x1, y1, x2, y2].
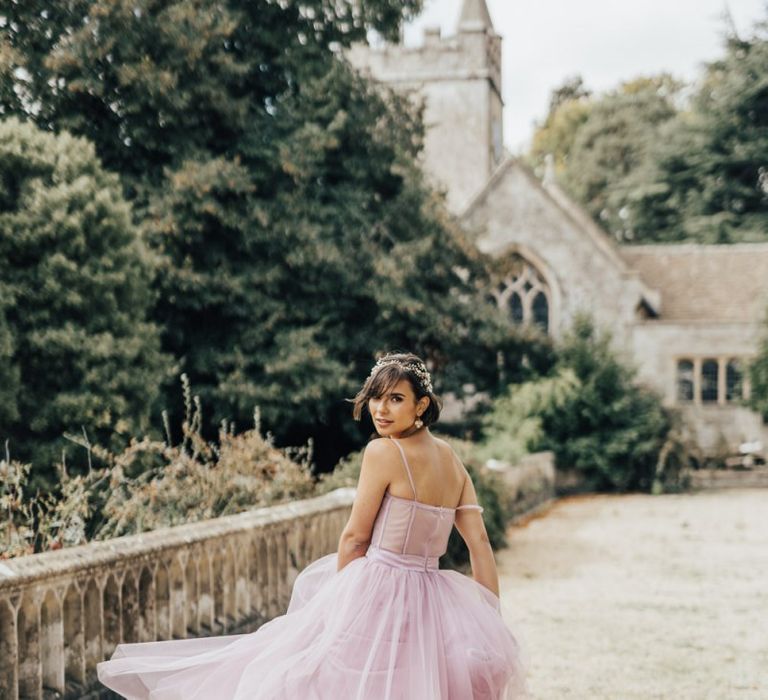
[404, 0, 767, 153]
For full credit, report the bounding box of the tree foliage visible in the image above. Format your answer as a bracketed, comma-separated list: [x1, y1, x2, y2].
[481, 316, 675, 492]
[0, 1, 544, 471]
[749, 317, 768, 422]
[0, 117, 168, 481]
[628, 18, 768, 243]
[530, 75, 682, 242]
[529, 75, 592, 176]
[529, 12, 768, 244]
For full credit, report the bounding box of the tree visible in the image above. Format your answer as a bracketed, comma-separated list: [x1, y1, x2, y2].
[1, 1, 542, 471]
[529, 12, 768, 245]
[628, 17, 768, 242]
[528, 75, 682, 241]
[0, 117, 168, 483]
[528, 75, 593, 177]
[560, 76, 682, 241]
[749, 317, 768, 422]
[0, 292, 19, 428]
[481, 316, 673, 492]
[0, 0, 424, 205]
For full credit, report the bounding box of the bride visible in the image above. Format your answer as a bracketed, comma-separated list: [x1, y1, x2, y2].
[98, 352, 526, 699]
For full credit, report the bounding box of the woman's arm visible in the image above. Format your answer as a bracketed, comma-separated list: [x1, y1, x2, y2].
[336, 439, 396, 571]
[453, 469, 500, 598]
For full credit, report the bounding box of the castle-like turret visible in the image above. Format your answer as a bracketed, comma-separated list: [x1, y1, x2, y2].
[347, 0, 504, 214]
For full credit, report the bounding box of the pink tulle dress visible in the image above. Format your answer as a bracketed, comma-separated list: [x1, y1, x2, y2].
[98, 438, 526, 699]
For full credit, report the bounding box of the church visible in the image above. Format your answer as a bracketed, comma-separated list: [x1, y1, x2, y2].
[348, 0, 768, 457]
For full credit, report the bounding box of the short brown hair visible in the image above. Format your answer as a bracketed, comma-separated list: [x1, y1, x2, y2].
[351, 352, 441, 426]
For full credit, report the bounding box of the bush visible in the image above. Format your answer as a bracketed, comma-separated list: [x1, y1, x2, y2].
[0, 118, 169, 483]
[0, 379, 315, 556]
[749, 316, 768, 422]
[481, 316, 679, 492]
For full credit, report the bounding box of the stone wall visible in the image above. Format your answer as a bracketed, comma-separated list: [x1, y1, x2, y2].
[0, 489, 355, 700]
[461, 162, 652, 348]
[688, 466, 768, 490]
[0, 456, 556, 700]
[488, 451, 556, 515]
[630, 321, 768, 452]
[347, 22, 503, 214]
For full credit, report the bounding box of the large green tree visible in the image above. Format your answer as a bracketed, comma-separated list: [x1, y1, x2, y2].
[530, 75, 681, 242]
[1, 1, 542, 469]
[0, 117, 168, 482]
[628, 18, 768, 243]
[529, 13, 768, 245]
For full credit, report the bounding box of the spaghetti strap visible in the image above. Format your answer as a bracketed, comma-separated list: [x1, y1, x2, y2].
[388, 438, 417, 500]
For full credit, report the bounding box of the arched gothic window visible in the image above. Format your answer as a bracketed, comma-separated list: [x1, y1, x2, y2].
[492, 256, 551, 333]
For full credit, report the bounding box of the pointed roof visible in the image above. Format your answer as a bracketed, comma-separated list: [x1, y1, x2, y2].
[461, 156, 663, 316]
[458, 0, 494, 31]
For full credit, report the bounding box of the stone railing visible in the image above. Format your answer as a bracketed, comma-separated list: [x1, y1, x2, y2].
[487, 451, 556, 516]
[0, 452, 557, 700]
[0, 488, 355, 700]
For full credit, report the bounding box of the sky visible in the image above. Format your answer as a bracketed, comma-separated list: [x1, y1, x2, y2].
[403, 0, 767, 153]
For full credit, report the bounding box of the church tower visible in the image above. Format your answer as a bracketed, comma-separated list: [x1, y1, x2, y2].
[347, 0, 504, 214]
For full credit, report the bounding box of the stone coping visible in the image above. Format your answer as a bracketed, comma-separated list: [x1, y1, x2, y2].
[0, 488, 356, 590]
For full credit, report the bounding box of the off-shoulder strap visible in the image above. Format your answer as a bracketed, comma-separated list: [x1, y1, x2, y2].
[389, 438, 417, 500]
[451, 448, 483, 513]
[456, 504, 484, 513]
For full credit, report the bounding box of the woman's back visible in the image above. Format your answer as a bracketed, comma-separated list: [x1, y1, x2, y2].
[97, 353, 526, 699]
[368, 437, 483, 565]
[382, 434, 465, 508]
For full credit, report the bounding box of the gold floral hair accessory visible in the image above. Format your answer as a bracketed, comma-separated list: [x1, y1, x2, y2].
[369, 356, 434, 394]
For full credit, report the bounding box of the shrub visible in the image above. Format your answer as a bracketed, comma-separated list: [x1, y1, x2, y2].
[0, 379, 315, 555]
[481, 316, 679, 492]
[0, 117, 168, 483]
[749, 316, 768, 422]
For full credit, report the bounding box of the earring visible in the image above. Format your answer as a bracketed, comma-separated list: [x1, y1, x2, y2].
[414, 417, 424, 429]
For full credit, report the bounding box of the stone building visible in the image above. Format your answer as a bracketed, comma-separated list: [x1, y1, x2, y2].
[348, 0, 768, 455]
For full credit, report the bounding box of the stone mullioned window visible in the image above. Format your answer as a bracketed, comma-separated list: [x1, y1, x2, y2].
[675, 357, 751, 405]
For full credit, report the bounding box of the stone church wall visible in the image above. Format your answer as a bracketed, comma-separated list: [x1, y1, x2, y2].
[463, 164, 642, 350]
[630, 321, 768, 452]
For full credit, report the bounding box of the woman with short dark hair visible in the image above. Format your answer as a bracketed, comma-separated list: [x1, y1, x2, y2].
[98, 352, 526, 698]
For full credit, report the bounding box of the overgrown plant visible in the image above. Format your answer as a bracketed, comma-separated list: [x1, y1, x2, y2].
[481, 316, 686, 492]
[0, 442, 94, 558]
[0, 376, 315, 556]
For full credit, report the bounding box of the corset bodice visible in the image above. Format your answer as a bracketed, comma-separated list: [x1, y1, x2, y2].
[366, 438, 483, 571]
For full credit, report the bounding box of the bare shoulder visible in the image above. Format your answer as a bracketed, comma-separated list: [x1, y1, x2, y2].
[432, 435, 459, 458]
[432, 435, 452, 450]
[432, 436, 466, 468]
[361, 438, 401, 470]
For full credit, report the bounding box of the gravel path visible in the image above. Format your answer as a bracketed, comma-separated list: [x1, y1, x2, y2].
[496, 489, 768, 699]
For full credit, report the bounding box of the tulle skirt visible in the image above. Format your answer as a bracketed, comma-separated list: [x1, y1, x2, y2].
[97, 547, 526, 699]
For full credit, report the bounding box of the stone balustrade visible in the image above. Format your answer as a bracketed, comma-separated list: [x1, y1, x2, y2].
[0, 488, 355, 700]
[0, 452, 557, 700]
